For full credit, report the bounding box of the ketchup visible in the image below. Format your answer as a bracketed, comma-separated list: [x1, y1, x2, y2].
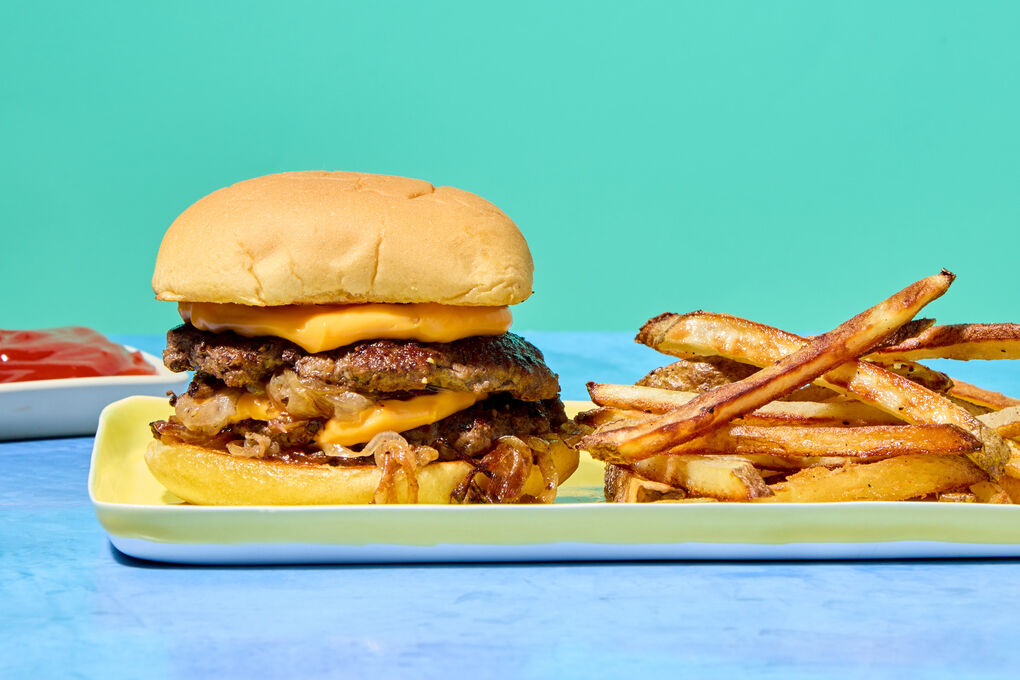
[0, 327, 158, 383]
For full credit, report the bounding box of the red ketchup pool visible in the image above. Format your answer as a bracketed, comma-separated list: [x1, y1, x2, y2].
[0, 327, 158, 383]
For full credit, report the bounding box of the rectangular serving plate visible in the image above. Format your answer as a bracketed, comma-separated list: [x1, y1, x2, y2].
[90, 396, 1020, 564]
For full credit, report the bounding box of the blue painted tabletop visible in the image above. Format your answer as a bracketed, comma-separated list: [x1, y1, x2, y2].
[3, 332, 1020, 680]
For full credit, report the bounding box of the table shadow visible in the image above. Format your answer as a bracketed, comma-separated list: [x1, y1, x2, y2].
[108, 541, 1017, 571]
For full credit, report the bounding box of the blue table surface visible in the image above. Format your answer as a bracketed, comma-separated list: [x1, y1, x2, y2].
[4, 332, 1020, 679]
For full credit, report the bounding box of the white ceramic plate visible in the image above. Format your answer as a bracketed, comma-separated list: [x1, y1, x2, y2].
[91, 397, 1020, 564]
[0, 347, 188, 440]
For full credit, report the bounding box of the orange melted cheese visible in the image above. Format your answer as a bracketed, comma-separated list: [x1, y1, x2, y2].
[219, 391, 482, 448]
[179, 302, 512, 353]
[232, 393, 279, 422]
[316, 391, 482, 447]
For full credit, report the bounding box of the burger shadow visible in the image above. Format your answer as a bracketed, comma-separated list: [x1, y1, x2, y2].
[107, 543, 1008, 570]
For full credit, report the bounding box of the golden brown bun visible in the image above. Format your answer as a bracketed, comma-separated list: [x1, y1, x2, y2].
[144, 439, 579, 505]
[152, 171, 533, 306]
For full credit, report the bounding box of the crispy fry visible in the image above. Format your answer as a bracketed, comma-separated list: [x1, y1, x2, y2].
[574, 406, 645, 429]
[759, 455, 986, 503]
[869, 318, 937, 350]
[998, 475, 1020, 503]
[998, 424, 1020, 440]
[870, 360, 954, 394]
[580, 272, 956, 463]
[663, 424, 980, 460]
[637, 357, 757, 393]
[587, 384, 697, 413]
[782, 384, 841, 402]
[937, 491, 977, 503]
[949, 379, 1020, 412]
[583, 392, 977, 460]
[604, 464, 686, 502]
[588, 383, 901, 426]
[745, 401, 902, 427]
[872, 323, 1020, 361]
[969, 481, 1012, 504]
[640, 354, 951, 396]
[740, 453, 851, 469]
[629, 455, 772, 500]
[638, 311, 1009, 478]
[976, 405, 1020, 440]
[948, 396, 993, 416]
[1004, 440, 1020, 479]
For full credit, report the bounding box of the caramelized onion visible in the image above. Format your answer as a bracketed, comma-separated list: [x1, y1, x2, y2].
[365, 432, 439, 504]
[450, 435, 565, 504]
[226, 432, 277, 458]
[319, 442, 367, 459]
[266, 370, 373, 420]
[533, 447, 559, 504]
[523, 435, 549, 453]
[479, 436, 533, 503]
[174, 391, 239, 434]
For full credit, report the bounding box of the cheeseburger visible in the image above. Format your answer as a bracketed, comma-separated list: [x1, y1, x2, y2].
[146, 171, 578, 504]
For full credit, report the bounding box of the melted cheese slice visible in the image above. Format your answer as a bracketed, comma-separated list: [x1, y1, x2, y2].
[220, 390, 483, 447]
[316, 391, 483, 447]
[179, 302, 512, 353]
[233, 393, 279, 422]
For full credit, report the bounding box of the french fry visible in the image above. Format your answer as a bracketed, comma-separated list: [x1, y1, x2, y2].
[872, 323, 1020, 361]
[870, 360, 954, 394]
[584, 386, 977, 459]
[969, 481, 1012, 504]
[949, 380, 1020, 412]
[575, 406, 645, 429]
[640, 353, 951, 397]
[638, 311, 1010, 478]
[587, 384, 697, 413]
[580, 272, 956, 463]
[998, 475, 1020, 503]
[588, 383, 902, 426]
[759, 455, 986, 503]
[740, 453, 851, 469]
[937, 491, 977, 503]
[1003, 440, 1020, 479]
[782, 384, 841, 402]
[604, 464, 687, 502]
[869, 317, 937, 350]
[948, 396, 993, 417]
[744, 401, 902, 427]
[637, 356, 758, 393]
[998, 424, 1020, 441]
[629, 455, 772, 500]
[663, 424, 980, 460]
[977, 405, 1020, 440]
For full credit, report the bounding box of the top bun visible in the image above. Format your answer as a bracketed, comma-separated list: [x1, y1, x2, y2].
[152, 171, 533, 306]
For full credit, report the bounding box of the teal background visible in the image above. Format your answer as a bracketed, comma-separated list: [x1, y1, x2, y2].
[2, 2, 1018, 335]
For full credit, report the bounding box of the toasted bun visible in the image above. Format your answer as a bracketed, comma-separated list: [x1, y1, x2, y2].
[152, 171, 533, 306]
[144, 439, 579, 505]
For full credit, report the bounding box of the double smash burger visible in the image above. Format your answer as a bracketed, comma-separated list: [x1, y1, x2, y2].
[146, 171, 579, 504]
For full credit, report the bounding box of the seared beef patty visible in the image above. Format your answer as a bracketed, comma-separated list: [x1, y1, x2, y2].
[152, 393, 567, 463]
[164, 325, 559, 402]
[401, 395, 566, 456]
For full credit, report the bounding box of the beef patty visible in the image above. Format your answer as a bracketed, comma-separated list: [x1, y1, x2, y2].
[164, 325, 559, 402]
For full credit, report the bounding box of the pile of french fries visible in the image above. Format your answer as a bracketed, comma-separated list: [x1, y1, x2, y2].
[577, 271, 1020, 503]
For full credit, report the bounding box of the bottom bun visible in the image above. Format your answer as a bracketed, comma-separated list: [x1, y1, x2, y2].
[145, 439, 579, 505]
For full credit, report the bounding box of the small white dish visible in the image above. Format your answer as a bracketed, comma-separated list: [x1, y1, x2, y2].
[0, 346, 187, 440]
